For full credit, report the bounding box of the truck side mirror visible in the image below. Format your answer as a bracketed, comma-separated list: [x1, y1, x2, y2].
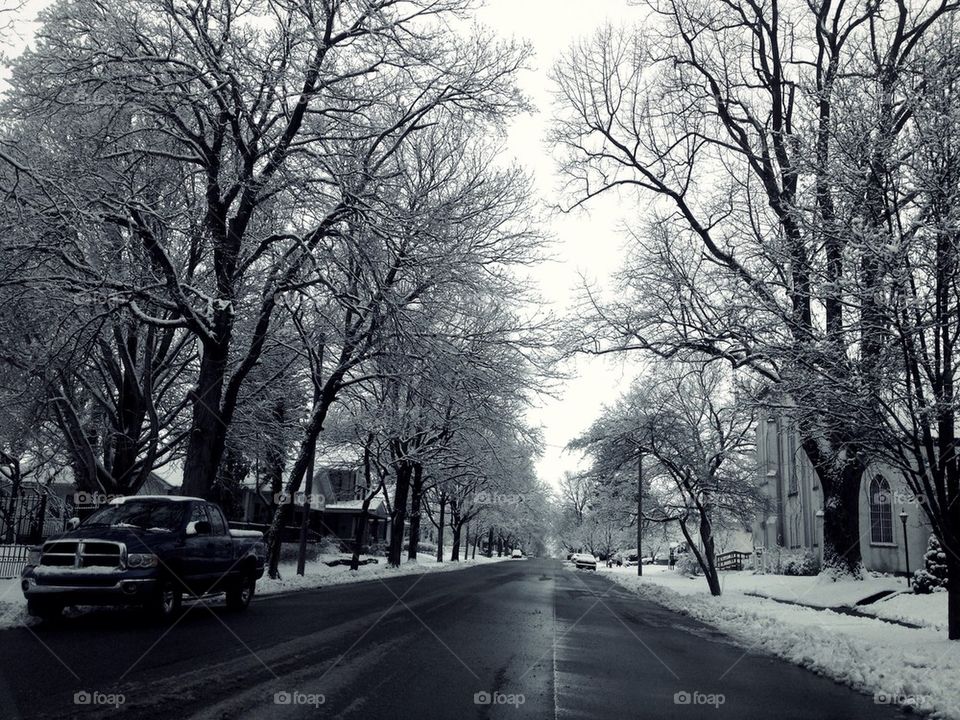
[66, 517, 80, 530]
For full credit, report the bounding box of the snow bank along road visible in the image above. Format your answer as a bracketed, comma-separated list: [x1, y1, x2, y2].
[0, 559, 912, 719]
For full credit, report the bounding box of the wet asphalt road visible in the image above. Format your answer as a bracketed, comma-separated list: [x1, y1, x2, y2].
[0, 558, 909, 719]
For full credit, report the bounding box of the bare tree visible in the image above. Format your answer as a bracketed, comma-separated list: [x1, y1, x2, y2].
[550, 0, 957, 576]
[1, 0, 531, 499]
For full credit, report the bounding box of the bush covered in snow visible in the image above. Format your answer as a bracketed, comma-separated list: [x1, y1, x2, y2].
[674, 553, 701, 576]
[411, 540, 437, 556]
[317, 536, 346, 556]
[279, 541, 319, 562]
[779, 549, 820, 576]
[913, 534, 948, 594]
[366, 540, 389, 557]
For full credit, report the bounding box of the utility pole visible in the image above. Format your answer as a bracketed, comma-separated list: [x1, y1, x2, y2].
[637, 448, 643, 577]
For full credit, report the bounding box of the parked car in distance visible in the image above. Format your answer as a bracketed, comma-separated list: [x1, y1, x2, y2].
[21, 496, 266, 621]
[511, 549, 524, 559]
[571, 553, 598, 571]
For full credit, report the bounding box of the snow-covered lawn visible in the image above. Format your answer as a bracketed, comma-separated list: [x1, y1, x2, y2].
[0, 552, 512, 631]
[860, 590, 948, 632]
[598, 564, 960, 718]
[603, 564, 907, 605]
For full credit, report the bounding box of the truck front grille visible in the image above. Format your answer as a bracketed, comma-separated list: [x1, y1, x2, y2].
[40, 540, 124, 569]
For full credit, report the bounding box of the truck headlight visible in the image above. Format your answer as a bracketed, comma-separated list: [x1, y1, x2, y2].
[27, 548, 42, 566]
[127, 553, 159, 568]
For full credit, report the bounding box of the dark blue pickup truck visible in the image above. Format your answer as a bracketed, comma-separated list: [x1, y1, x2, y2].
[20, 496, 266, 621]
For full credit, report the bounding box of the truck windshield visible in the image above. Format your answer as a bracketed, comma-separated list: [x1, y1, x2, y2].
[83, 501, 185, 532]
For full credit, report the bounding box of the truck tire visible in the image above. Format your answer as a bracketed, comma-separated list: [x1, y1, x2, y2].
[225, 572, 255, 611]
[149, 579, 182, 621]
[27, 599, 63, 621]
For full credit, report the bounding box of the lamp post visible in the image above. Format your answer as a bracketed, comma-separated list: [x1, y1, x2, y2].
[900, 510, 911, 588]
[815, 509, 825, 566]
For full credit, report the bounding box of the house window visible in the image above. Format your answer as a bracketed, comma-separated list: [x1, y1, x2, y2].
[870, 476, 894, 544]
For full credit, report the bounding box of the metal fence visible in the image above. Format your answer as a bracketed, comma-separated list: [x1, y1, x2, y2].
[0, 544, 29, 579]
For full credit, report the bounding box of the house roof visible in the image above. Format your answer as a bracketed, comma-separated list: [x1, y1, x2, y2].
[323, 499, 388, 517]
[138, 472, 175, 496]
[313, 443, 363, 468]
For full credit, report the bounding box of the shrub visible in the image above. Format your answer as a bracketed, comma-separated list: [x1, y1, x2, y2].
[780, 550, 820, 576]
[279, 541, 318, 562]
[674, 553, 701, 576]
[366, 541, 389, 557]
[317, 536, 345, 556]
[412, 540, 438, 556]
[913, 534, 948, 594]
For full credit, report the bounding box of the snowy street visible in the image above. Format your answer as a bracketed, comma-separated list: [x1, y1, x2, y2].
[0, 559, 914, 719]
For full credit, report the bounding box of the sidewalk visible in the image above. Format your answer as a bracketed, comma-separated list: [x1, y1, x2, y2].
[597, 564, 960, 718]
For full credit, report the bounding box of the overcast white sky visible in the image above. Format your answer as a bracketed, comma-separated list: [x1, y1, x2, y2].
[4, 0, 645, 490]
[477, 0, 644, 488]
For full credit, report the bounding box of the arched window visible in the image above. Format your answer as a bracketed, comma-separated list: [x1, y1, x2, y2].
[870, 476, 893, 544]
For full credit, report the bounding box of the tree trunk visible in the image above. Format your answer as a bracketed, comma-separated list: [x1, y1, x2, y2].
[679, 518, 721, 596]
[407, 463, 424, 561]
[487, 526, 494, 557]
[2, 461, 21, 544]
[181, 337, 231, 499]
[472, 532, 479, 559]
[802, 435, 864, 574]
[464, 524, 470, 560]
[264, 401, 288, 579]
[436, 494, 446, 563]
[820, 461, 866, 574]
[388, 462, 412, 567]
[296, 457, 314, 576]
[31, 490, 48, 544]
[267, 503, 291, 579]
[450, 522, 462, 562]
[351, 503, 371, 572]
[263, 377, 341, 573]
[946, 550, 960, 640]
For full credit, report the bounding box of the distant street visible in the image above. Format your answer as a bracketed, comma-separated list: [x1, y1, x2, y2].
[0, 559, 910, 720]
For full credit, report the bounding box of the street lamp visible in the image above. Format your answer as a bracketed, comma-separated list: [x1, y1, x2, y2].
[900, 510, 911, 588]
[815, 509, 825, 566]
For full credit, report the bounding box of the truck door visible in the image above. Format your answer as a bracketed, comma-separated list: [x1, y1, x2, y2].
[183, 502, 216, 594]
[204, 503, 236, 590]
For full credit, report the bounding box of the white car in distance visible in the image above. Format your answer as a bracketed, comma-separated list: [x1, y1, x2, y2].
[571, 553, 598, 570]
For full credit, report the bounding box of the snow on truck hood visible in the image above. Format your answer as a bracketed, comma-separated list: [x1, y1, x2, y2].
[108, 495, 202, 504]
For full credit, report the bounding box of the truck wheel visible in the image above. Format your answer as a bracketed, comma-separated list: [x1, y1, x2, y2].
[27, 599, 63, 621]
[149, 579, 182, 621]
[225, 573, 255, 611]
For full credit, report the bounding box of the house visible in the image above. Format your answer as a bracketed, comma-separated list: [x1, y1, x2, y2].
[238, 446, 390, 550]
[1, 464, 177, 543]
[753, 412, 932, 574]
